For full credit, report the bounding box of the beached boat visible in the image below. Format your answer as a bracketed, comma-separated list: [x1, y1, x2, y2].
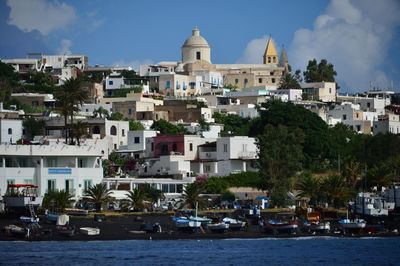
[46, 212, 59, 224]
[2, 184, 43, 210]
[223, 217, 246, 231]
[189, 215, 212, 225]
[355, 192, 394, 216]
[339, 219, 366, 229]
[20, 216, 39, 223]
[174, 217, 202, 230]
[79, 227, 100, 235]
[58, 225, 76, 237]
[65, 208, 89, 216]
[264, 214, 299, 234]
[207, 222, 229, 233]
[4, 224, 26, 237]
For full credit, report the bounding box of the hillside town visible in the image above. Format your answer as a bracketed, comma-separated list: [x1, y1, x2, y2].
[0, 27, 400, 236]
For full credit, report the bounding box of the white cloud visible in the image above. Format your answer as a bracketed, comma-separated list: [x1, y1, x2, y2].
[112, 59, 154, 72]
[57, 39, 72, 55]
[6, 0, 76, 35]
[236, 35, 269, 64]
[289, 0, 400, 92]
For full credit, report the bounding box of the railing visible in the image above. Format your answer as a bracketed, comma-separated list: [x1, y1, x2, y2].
[199, 151, 217, 160]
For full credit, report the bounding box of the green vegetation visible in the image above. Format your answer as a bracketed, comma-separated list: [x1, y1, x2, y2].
[22, 117, 45, 140]
[213, 112, 251, 136]
[42, 190, 74, 213]
[129, 120, 145, 131]
[84, 183, 113, 212]
[109, 111, 125, 121]
[151, 119, 189, 135]
[303, 58, 337, 83]
[278, 72, 301, 90]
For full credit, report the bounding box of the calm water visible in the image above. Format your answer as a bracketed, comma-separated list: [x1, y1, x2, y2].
[0, 237, 399, 265]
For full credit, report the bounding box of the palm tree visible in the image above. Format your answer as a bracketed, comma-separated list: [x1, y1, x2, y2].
[278, 73, 301, 90]
[143, 185, 164, 209]
[321, 175, 351, 208]
[42, 190, 74, 213]
[343, 160, 362, 188]
[123, 188, 147, 212]
[72, 120, 88, 146]
[296, 174, 321, 206]
[179, 183, 205, 209]
[84, 183, 113, 212]
[54, 77, 89, 144]
[92, 106, 109, 118]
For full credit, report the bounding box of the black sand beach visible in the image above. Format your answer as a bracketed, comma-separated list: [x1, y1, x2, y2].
[1, 211, 400, 241]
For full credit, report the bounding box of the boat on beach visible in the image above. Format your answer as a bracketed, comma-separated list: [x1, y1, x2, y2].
[223, 217, 246, 231]
[2, 184, 43, 211]
[79, 227, 100, 235]
[264, 214, 299, 234]
[207, 222, 229, 233]
[339, 218, 366, 229]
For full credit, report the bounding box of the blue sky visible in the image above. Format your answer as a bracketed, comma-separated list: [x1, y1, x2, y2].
[1, 0, 399, 93]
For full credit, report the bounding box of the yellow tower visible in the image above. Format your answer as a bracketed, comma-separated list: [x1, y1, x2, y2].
[263, 37, 278, 64]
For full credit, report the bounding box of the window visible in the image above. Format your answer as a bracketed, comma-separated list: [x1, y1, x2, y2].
[93, 126, 100, 134]
[196, 51, 201, 60]
[166, 80, 170, 89]
[151, 142, 154, 151]
[24, 179, 33, 184]
[271, 78, 276, 83]
[268, 57, 271, 63]
[109, 80, 113, 85]
[177, 184, 183, 193]
[65, 179, 74, 193]
[122, 129, 125, 136]
[270, 71, 274, 75]
[258, 78, 263, 83]
[223, 143, 228, 152]
[244, 79, 248, 84]
[134, 137, 140, 144]
[128, 109, 132, 115]
[83, 180, 92, 191]
[189, 143, 193, 151]
[205, 165, 211, 172]
[343, 114, 347, 120]
[162, 184, 169, 193]
[8, 128, 12, 134]
[329, 88, 332, 94]
[235, 79, 239, 84]
[110, 126, 117, 136]
[7, 179, 15, 185]
[47, 179, 56, 192]
[356, 125, 361, 132]
[367, 102, 371, 108]
[114, 144, 117, 150]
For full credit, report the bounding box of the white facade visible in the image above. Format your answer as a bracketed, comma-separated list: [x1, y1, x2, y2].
[271, 89, 302, 102]
[105, 120, 129, 151]
[301, 82, 336, 102]
[0, 143, 103, 200]
[354, 98, 386, 115]
[181, 27, 211, 64]
[373, 114, 400, 135]
[105, 72, 131, 91]
[0, 119, 23, 144]
[119, 130, 157, 158]
[159, 73, 201, 97]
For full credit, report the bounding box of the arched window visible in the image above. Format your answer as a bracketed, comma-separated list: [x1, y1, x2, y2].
[110, 125, 117, 136]
[8, 128, 12, 134]
[92, 126, 100, 134]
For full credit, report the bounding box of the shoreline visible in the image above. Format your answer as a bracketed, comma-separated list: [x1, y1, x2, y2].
[1, 212, 400, 242]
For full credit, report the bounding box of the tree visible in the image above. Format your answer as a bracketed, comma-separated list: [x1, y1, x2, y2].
[303, 59, 337, 83]
[296, 173, 321, 206]
[84, 183, 113, 212]
[257, 124, 304, 191]
[180, 183, 205, 209]
[343, 160, 362, 189]
[42, 190, 74, 213]
[151, 119, 189, 135]
[122, 188, 147, 212]
[278, 73, 301, 90]
[110, 112, 124, 121]
[141, 184, 164, 207]
[0, 60, 19, 104]
[213, 112, 251, 136]
[92, 107, 109, 118]
[129, 120, 145, 131]
[72, 120, 88, 146]
[22, 117, 45, 140]
[321, 175, 350, 208]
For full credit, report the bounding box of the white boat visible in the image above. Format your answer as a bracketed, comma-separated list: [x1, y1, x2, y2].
[339, 219, 366, 229]
[355, 192, 394, 216]
[309, 222, 330, 233]
[207, 222, 229, 233]
[222, 217, 246, 231]
[174, 217, 201, 229]
[79, 227, 100, 235]
[2, 184, 43, 209]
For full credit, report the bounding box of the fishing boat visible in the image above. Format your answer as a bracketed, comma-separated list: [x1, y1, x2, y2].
[303, 211, 330, 233]
[79, 227, 100, 235]
[264, 214, 299, 234]
[207, 222, 229, 233]
[339, 219, 366, 229]
[3, 224, 26, 237]
[2, 184, 43, 211]
[223, 217, 246, 231]
[174, 216, 202, 230]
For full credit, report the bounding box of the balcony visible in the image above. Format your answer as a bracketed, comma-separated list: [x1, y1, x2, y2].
[199, 151, 217, 160]
[238, 151, 258, 159]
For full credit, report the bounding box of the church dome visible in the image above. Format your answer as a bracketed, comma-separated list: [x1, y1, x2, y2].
[182, 27, 210, 48]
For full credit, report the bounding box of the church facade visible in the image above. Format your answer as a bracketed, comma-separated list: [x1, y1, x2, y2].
[140, 27, 289, 96]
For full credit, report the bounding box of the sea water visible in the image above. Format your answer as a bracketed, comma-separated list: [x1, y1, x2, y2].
[1, 237, 399, 265]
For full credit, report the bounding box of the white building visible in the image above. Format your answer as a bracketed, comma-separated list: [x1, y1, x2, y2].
[271, 89, 302, 102]
[193, 136, 258, 177]
[0, 143, 103, 200]
[0, 119, 23, 144]
[373, 113, 400, 135]
[301, 82, 336, 102]
[118, 130, 158, 159]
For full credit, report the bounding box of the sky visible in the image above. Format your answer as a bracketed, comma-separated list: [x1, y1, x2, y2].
[0, 0, 399, 93]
